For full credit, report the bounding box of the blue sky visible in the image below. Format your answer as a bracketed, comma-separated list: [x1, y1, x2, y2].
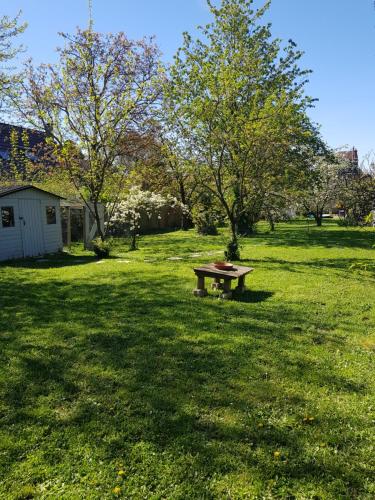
[2, 0, 375, 161]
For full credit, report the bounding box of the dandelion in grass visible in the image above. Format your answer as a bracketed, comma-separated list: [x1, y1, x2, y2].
[303, 416, 315, 424]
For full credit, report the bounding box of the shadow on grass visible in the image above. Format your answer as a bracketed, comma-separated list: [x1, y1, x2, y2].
[247, 256, 375, 279]
[0, 268, 370, 497]
[252, 221, 375, 250]
[0, 252, 98, 269]
[233, 290, 273, 303]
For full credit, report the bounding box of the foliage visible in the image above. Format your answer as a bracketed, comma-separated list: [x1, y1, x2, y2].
[14, 28, 162, 240]
[0, 12, 27, 111]
[338, 159, 375, 224]
[119, 126, 198, 231]
[191, 192, 219, 235]
[336, 214, 360, 227]
[166, 0, 324, 259]
[91, 236, 113, 259]
[364, 211, 375, 226]
[0, 222, 374, 498]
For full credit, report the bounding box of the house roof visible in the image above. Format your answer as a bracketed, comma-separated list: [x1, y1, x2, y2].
[0, 122, 46, 151]
[0, 184, 64, 199]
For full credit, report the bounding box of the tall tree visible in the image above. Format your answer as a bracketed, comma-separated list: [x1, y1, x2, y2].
[14, 28, 161, 239]
[166, 0, 322, 259]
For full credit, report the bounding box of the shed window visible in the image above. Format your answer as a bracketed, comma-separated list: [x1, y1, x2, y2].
[46, 206, 56, 224]
[1, 206, 15, 228]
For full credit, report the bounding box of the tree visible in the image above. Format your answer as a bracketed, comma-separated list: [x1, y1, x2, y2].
[119, 124, 198, 230]
[166, 0, 322, 259]
[0, 12, 27, 112]
[14, 28, 161, 240]
[300, 157, 342, 226]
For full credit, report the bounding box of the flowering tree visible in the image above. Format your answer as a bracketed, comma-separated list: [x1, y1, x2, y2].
[300, 157, 343, 226]
[14, 28, 161, 240]
[109, 187, 180, 250]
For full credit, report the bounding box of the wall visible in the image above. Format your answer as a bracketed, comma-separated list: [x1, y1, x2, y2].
[0, 198, 23, 261]
[0, 189, 63, 261]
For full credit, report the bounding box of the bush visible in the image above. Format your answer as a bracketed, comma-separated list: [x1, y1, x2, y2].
[192, 193, 219, 235]
[364, 212, 375, 226]
[336, 215, 360, 227]
[193, 211, 218, 235]
[91, 237, 113, 259]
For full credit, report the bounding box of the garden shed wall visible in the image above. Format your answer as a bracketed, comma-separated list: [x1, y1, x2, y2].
[0, 187, 63, 261]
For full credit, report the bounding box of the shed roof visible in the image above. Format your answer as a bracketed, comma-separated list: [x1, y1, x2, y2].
[0, 184, 64, 199]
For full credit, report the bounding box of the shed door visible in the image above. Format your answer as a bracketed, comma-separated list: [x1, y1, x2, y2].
[19, 199, 45, 257]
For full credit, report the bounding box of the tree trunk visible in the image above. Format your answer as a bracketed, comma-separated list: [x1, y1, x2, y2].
[179, 181, 193, 230]
[268, 212, 275, 231]
[315, 213, 323, 227]
[93, 201, 105, 241]
[130, 230, 137, 251]
[225, 220, 240, 261]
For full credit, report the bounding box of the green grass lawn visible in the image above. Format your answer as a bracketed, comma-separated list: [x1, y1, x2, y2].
[0, 221, 374, 499]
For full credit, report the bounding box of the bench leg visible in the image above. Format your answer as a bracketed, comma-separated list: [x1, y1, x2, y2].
[220, 279, 232, 299]
[193, 275, 208, 297]
[235, 275, 246, 293]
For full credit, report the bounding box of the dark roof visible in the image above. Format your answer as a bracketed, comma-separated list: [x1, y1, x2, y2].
[0, 184, 64, 199]
[0, 122, 47, 151]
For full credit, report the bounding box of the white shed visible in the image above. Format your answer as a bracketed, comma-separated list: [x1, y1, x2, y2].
[0, 185, 63, 262]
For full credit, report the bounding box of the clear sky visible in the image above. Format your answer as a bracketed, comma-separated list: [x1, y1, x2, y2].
[1, 0, 374, 161]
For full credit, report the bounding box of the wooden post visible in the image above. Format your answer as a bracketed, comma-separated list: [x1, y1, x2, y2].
[220, 279, 232, 300]
[193, 274, 208, 297]
[236, 275, 246, 293]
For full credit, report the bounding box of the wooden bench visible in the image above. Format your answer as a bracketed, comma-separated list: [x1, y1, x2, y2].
[193, 264, 254, 299]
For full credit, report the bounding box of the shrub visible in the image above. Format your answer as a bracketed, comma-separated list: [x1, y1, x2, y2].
[91, 237, 113, 259]
[337, 215, 360, 227]
[192, 193, 219, 235]
[193, 207, 218, 235]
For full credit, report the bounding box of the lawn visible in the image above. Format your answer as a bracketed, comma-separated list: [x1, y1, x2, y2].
[0, 221, 374, 499]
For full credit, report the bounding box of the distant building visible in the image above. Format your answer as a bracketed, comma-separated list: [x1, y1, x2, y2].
[337, 147, 360, 179]
[337, 147, 359, 168]
[336, 147, 362, 186]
